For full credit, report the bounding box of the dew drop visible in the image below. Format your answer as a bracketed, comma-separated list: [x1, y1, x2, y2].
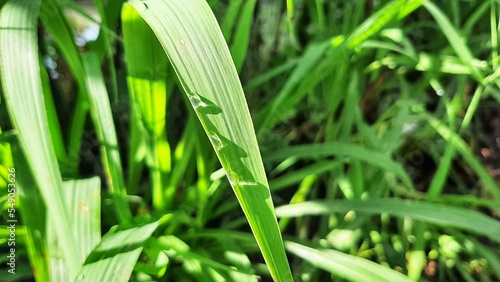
[76, 274, 85, 281]
[186, 92, 206, 109]
[226, 170, 239, 187]
[208, 132, 225, 150]
[180, 38, 185, 45]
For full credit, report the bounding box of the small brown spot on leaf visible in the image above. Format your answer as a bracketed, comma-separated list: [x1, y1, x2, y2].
[80, 202, 89, 213]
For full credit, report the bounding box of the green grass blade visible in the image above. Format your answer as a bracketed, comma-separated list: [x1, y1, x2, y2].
[128, 0, 293, 280]
[345, 0, 411, 49]
[419, 110, 500, 202]
[39, 0, 86, 89]
[285, 241, 412, 282]
[264, 142, 414, 189]
[152, 235, 257, 279]
[407, 222, 426, 280]
[228, 0, 256, 72]
[93, 0, 118, 102]
[40, 62, 67, 167]
[286, 0, 299, 48]
[376, 53, 488, 75]
[275, 198, 500, 244]
[11, 144, 49, 281]
[220, 0, 242, 42]
[0, 130, 15, 144]
[81, 52, 132, 222]
[279, 174, 316, 231]
[39, 0, 90, 176]
[77, 220, 162, 281]
[243, 58, 299, 92]
[63, 178, 101, 263]
[67, 93, 88, 176]
[255, 41, 331, 133]
[269, 160, 340, 192]
[220, 239, 257, 282]
[166, 115, 196, 201]
[0, 0, 80, 277]
[427, 85, 485, 200]
[122, 4, 171, 210]
[48, 177, 101, 281]
[423, 2, 484, 82]
[87, 0, 126, 60]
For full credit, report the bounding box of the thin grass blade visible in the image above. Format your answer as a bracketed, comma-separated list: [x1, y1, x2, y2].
[228, 0, 256, 72]
[48, 177, 101, 281]
[285, 241, 412, 282]
[77, 220, 162, 281]
[276, 198, 500, 243]
[122, 5, 171, 210]
[81, 52, 131, 222]
[423, 2, 484, 82]
[11, 143, 49, 281]
[39, 0, 90, 176]
[127, 0, 292, 280]
[264, 142, 414, 189]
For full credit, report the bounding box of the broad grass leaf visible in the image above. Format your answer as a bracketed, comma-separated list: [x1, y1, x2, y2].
[127, 0, 292, 280]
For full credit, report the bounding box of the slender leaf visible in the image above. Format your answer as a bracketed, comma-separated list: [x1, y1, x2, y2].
[127, 0, 292, 280]
[39, 0, 90, 176]
[264, 142, 414, 189]
[122, 5, 171, 210]
[228, 0, 256, 72]
[48, 177, 101, 281]
[423, 2, 484, 82]
[153, 235, 257, 279]
[11, 143, 49, 281]
[419, 110, 500, 202]
[77, 220, 161, 282]
[81, 52, 131, 221]
[276, 198, 500, 243]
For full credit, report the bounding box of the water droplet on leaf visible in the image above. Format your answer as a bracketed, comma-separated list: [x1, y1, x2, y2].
[186, 92, 207, 109]
[180, 38, 185, 45]
[226, 170, 239, 187]
[208, 132, 225, 150]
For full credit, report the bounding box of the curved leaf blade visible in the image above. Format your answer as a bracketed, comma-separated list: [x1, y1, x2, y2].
[276, 198, 500, 243]
[0, 0, 80, 277]
[285, 241, 412, 282]
[127, 0, 292, 280]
